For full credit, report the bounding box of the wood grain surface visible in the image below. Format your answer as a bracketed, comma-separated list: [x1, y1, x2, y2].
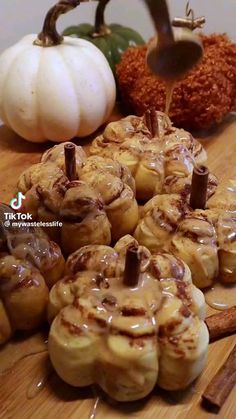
[0, 113, 236, 419]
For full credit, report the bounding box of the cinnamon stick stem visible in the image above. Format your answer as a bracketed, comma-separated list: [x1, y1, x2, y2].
[64, 143, 77, 181]
[205, 307, 236, 342]
[202, 343, 236, 410]
[123, 246, 141, 287]
[190, 165, 209, 209]
[144, 109, 158, 137]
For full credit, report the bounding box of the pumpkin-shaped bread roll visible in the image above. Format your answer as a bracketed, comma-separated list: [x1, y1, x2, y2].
[134, 175, 236, 287]
[18, 162, 68, 242]
[91, 110, 207, 200]
[0, 255, 49, 342]
[6, 227, 65, 289]
[48, 236, 208, 401]
[18, 145, 139, 254]
[0, 223, 65, 345]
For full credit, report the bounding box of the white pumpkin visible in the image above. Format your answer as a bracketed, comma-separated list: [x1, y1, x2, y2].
[0, 1, 116, 142]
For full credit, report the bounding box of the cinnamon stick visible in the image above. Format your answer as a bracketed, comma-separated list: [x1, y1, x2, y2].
[64, 143, 77, 181]
[190, 165, 209, 209]
[205, 307, 236, 342]
[144, 108, 158, 137]
[202, 343, 236, 410]
[123, 245, 141, 287]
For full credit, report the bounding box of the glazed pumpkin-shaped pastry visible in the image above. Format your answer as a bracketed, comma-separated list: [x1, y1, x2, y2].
[134, 167, 236, 287]
[175, 175, 236, 285]
[6, 227, 65, 289]
[134, 193, 218, 288]
[18, 163, 110, 254]
[0, 205, 65, 347]
[90, 112, 166, 200]
[0, 219, 65, 345]
[18, 162, 68, 236]
[0, 255, 49, 345]
[134, 197, 219, 289]
[18, 143, 139, 253]
[90, 110, 207, 200]
[48, 236, 209, 401]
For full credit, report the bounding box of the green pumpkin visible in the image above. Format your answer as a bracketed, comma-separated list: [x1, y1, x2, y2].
[63, 0, 144, 75]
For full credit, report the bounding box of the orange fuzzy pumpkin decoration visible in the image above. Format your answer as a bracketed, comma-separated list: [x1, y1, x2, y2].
[116, 34, 236, 131]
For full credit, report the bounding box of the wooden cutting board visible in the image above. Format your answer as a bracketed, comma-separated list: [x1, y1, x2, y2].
[0, 113, 236, 419]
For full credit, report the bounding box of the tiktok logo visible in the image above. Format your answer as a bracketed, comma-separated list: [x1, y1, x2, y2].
[10, 192, 26, 210]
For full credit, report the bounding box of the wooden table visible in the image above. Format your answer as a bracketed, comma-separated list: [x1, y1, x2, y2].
[0, 115, 236, 419]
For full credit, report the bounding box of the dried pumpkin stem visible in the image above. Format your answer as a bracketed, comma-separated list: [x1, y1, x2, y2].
[64, 143, 78, 181]
[93, 0, 111, 37]
[123, 245, 141, 287]
[172, 17, 206, 31]
[34, 0, 81, 47]
[172, 2, 205, 31]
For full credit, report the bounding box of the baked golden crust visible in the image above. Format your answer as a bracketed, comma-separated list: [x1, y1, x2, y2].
[0, 255, 49, 342]
[18, 145, 139, 254]
[0, 225, 65, 345]
[6, 227, 65, 289]
[134, 180, 236, 287]
[48, 236, 208, 401]
[90, 111, 208, 200]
